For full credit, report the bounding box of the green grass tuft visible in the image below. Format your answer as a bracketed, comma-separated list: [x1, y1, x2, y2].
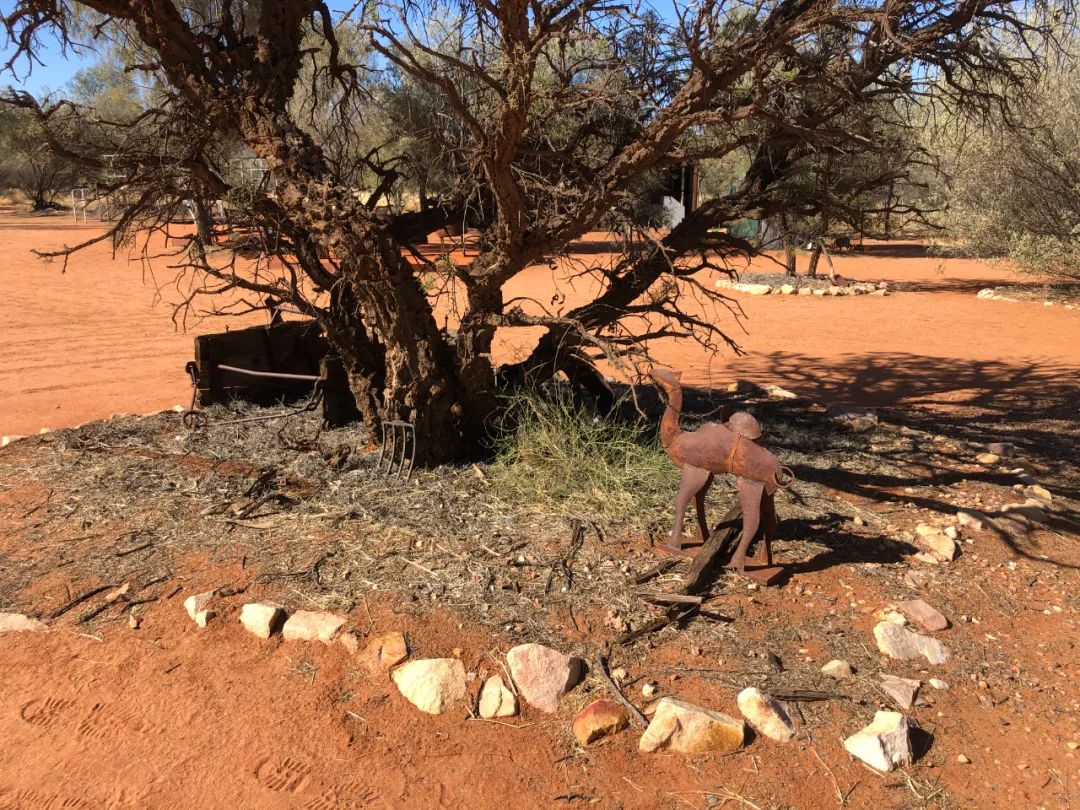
[488, 386, 673, 525]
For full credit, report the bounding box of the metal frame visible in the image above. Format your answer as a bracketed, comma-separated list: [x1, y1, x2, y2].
[377, 420, 416, 480]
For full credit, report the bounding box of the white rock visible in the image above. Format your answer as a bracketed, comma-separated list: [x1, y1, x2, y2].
[874, 622, 950, 665]
[928, 678, 950, 690]
[735, 283, 772, 296]
[506, 643, 583, 713]
[779, 284, 796, 295]
[478, 674, 517, 719]
[844, 711, 913, 772]
[0, 612, 48, 633]
[642, 682, 659, 698]
[878, 674, 921, 710]
[957, 509, 990, 531]
[821, 659, 853, 679]
[737, 687, 796, 742]
[239, 603, 285, 639]
[392, 658, 467, 715]
[639, 697, 745, 754]
[281, 610, 347, 643]
[913, 524, 958, 561]
[183, 590, 217, 628]
[1025, 484, 1052, 502]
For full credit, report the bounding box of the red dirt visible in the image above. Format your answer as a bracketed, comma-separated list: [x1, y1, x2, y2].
[2, 213, 1079, 808]
[3, 212, 1076, 439]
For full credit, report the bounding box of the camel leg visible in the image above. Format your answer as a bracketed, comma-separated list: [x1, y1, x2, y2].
[726, 478, 764, 573]
[760, 492, 778, 566]
[663, 465, 710, 554]
[694, 474, 715, 542]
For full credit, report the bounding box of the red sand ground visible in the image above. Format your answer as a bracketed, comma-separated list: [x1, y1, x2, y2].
[2, 212, 1077, 438]
[1, 212, 1079, 809]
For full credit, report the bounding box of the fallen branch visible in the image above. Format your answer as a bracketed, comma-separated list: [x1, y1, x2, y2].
[596, 654, 648, 728]
[49, 583, 117, 619]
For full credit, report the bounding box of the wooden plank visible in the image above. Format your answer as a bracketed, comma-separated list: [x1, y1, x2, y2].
[680, 504, 742, 595]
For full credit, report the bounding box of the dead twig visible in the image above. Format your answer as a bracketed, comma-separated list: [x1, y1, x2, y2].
[596, 653, 648, 728]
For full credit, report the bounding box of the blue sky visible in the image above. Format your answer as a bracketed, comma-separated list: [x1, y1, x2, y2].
[2, 0, 680, 96]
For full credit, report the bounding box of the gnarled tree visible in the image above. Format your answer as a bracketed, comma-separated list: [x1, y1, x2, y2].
[2, 0, 1065, 463]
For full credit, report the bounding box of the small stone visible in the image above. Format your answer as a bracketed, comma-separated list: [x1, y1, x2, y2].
[853, 515, 865, 526]
[1067, 741, 1080, 751]
[1002, 502, 1046, 522]
[957, 509, 989, 531]
[913, 552, 941, 566]
[239, 603, 286, 639]
[1025, 485, 1052, 503]
[874, 621, 950, 665]
[879, 674, 921, 710]
[735, 283, 772, 295]
[642, 682, 659, 698]
[976, 452, 1000, 466]
[798, 287, 814, 296]
[281, 610, 347, 643]
[506, 643, 583, 713]
[843, 711, 914, 772]
[128, 612, 140, 630]
[736, 687, 796, 742]
[875, 608, 907, 626]
[985, 442, 1014, 457]
[821, 659, 853, 679]
[957, 754, 971, 764]
[943, 525, 959, 541]
[611, 667, 628, 683]
[572, 699, 629, 745]
[928, 678, 949, 690]
[359, 631, 409, 673]
[0, 612, 48, 633]
[914, 524, 958, 561]
[478, 674, 517, 719]
[639, 697, 745, 754]
[897, 599, 949, 632]
[339, 631, 361, 655]
[779, 284, 796, 295]
[903, 570, 928, 589]
[183, 590, 217, 628]
[392, 658, 467, 715]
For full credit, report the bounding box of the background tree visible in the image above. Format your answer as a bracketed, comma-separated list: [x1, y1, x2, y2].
[0, 101, 77, 209]
[937, 42, 1080, 280]
[2, 0, 1067, 463]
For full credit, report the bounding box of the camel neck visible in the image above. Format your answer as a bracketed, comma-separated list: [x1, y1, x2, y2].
[660, 384, 683, 449]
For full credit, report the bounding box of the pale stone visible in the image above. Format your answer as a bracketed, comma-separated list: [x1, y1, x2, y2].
[572, 699, 629, 745]
[1002, 501, 1046, 522]
[239, 603, 285, 639]
[986, 441, 1015, 457]
[638, 697, 745, 754]
[943, 525, 959, 541]
[798, 287, 814, 296]
[957, 754, 971, 764]
[736, 687, 796, 742]
[928, 678, 950, 690]
[913, 524, 958, 561]
[763, 384, 800, 400]
[844, 711, 913, 772]
[976, 452, 1000, 465]
[281, 610, 347, 643]
[339, 631, 361, 654]
[957, 509, 990, 531]
[183, 590, 217, 628]
[897, 599, 948, 632]
[478, 674, 517, 719]
[874, 622, 950, 665]
[903, 570, 929, 589]
[878, 674, 921, 710]
[391, 658, 467, 715]
[0, 612, 47, 633]
[874, 608, 907, 626]
[359, 631, 409, 673]
[506, 643, 583, 713]
[1025, 484, 1052, 502]
[779, 284, 796, 295]
[642, 682, 659, 698]
[735, 283, 772, 295]
[821, 659, 853, 679]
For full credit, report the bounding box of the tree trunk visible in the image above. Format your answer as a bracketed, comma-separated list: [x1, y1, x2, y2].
[806, 242, 822, 277]
[785, 244, 797, 276]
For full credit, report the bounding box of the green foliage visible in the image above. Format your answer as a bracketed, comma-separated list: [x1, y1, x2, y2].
[938, 47, 1080, 279]
[489, 386, 672, 524]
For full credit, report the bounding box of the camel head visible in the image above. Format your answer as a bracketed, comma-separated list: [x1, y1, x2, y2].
[648, 367, 682, 390]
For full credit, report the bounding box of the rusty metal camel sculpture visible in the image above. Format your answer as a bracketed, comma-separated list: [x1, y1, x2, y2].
[650, 367, 792, 576]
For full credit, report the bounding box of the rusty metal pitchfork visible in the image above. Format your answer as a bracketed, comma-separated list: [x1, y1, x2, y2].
[377, 420, 416, 480]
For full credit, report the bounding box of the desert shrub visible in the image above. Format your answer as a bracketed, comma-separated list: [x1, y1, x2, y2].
[489, 386, 672, 524]
[939, 48, 1080, 280]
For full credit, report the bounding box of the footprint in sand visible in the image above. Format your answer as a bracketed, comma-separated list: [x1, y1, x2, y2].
[75, 702, 157, 741]
[304, 785, 378, 810]
[0, 789, 92, 809]
[18, 697, 73, 730]
[252, 756, 313, 794]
